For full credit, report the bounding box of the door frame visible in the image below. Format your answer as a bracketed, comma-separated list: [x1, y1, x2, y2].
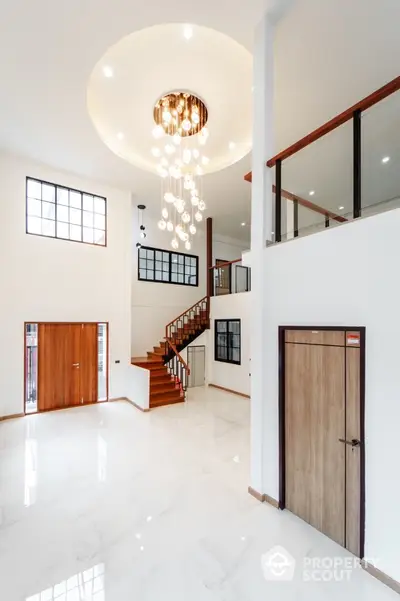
[278, 325, 366, 558]
[23, 321, 109, 415]
[187, 344, 206, 388]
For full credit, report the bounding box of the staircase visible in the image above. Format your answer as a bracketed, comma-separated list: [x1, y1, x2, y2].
[131, 296, 209, 409]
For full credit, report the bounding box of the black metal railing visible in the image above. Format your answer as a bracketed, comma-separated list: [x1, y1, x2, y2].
[165, 296, 209, 342]
[164, 338, 189, 399]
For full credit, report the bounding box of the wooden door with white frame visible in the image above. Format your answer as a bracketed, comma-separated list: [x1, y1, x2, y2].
[280, 327, 365, 557]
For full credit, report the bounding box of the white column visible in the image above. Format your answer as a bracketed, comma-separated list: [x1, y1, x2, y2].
[250, 13, 275, 494]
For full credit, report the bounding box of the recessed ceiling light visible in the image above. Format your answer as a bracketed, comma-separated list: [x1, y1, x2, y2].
[151, 147, 161, 157]
[102, 66, 113, 78]
[382, 156, 390, 164]
[241, 222, 246, 226]
[183, 25, 193, 40]
[309, 190, 315, 196]
[338, 206, 344, 210]
[229, 142, 235, 150]
[117, 132, 124, 140]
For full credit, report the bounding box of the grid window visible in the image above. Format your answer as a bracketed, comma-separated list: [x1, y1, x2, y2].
[138, 245, 198, 286]
[215, 319, 241, 365]
[26, 177, 107, 246]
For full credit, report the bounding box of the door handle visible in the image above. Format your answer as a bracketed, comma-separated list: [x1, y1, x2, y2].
[72, 363, 80, 367]
[338, 438, 361, 447]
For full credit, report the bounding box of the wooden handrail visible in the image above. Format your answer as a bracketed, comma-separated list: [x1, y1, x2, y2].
[165, 337, 190, 374]
[244, 75, 400, 178]
[165, 296, 208, 329]
[209, 258, 242, 270]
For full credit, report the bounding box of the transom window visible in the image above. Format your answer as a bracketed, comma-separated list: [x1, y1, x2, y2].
[138, 246, 198, 286]
[215, 319, 241, 365]
[26, 177, 107, 246]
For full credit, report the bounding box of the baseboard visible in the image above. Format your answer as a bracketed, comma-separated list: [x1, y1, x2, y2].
[248, 486, 280, 508]
[362, 560, 400, 595]
[111, 397, 150, 413]
[0, 413, 24, 422]
[208, 383, 250, 399]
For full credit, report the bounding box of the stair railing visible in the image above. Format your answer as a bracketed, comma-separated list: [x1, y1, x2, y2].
[164, 338, 190, 398]
[165, 296, 209, 341]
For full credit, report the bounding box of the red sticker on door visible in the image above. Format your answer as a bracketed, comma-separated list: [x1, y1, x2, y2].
[347, 334, 360, 345]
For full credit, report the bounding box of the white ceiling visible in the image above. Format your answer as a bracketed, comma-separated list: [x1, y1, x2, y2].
[1, 0, 400, 243]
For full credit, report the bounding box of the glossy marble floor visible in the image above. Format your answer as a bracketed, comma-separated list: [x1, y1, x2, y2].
[0, 387, 397, 601]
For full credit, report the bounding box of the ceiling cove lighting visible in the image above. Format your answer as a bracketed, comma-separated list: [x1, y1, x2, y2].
[117, 132, 124, 140]
[102, 66, 113, 78]
[183, 25, 193, 40]
[152, 91, 209, 249]
[382, 156, 390, 164]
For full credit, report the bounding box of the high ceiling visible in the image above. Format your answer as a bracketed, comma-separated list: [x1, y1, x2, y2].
[0, 0, 399, 243]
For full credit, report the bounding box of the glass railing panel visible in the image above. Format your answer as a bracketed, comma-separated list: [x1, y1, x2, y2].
[361, 89, 400, 213]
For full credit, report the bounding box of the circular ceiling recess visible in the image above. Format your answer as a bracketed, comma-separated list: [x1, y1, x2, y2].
[87, 23, 253, 175]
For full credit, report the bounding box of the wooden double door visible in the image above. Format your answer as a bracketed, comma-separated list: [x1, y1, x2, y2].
[38, 323, 98, 411]
[282, 328, 364, 557]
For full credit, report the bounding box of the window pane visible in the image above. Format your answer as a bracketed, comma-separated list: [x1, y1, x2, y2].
[171, 272, 178, 282]
[42, 219, 55, 237]
[83, 227, 94, 243]
[70, 208, 82, 225]
[42, 201, 55, 220]
[27, 216, 42, 235]
[27, 197, 42, 217]
[218, 346, 227, 360]
[231, 348, 240, 363]
[69, 191, 81, 209]
[83, 211, 93, 227]
[83, 194, 93, 212]
[94, 229, 105, 245]
[139, 259, 146, 268]
[70, 225, 82, 241]
[57, 188, 69, 205]
[163, 252, 169, 261]
[155, 271, 162, 281]
[94, 213, 105, 230]
[155, 251, 162, 261]
[94, 196, 106, 214]
[229, 321, 240, 335]
[57, 222, 69, 239]
[217, 321, 227, 333]
[163, 272, 169, 281]
[27, 179, 41, 199]
[138, 248, 145, 260]
[42, 184, 55, 203]
[139, 268, 147, 279]
[147, 260, 154, 270]
[178, 273, 184, 283]
[57, 204, 69, 222]
[155, 260, 162, 270]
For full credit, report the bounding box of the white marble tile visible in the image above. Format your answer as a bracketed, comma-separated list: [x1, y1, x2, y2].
[0, 387, 397, 601]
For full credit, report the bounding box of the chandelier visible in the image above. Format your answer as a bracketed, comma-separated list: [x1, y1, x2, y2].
[151, 91, 209, 251]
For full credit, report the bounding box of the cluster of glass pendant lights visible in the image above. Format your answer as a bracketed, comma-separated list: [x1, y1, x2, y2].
[152, 91, 208, 250]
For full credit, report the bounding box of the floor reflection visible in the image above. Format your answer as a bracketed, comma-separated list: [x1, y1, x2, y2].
[24, 424, 38, 508]
[26, 563, 105, 601]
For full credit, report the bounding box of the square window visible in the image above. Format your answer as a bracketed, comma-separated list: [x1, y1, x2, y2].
[42, 219, 55, 237]
[83, 194, 94, 212]
[70, 225, 82, 241]
[57, 204, 69, 223]
[57, 188, 69, 205]
[27, 178, 106, 246]
[42, 201, 55, 220]
[94, 196, 106, 214]
[83, 227, 94, 244]
[57, 222, 69, 239]
[27, 179, 41, 199]
[215, 320, 240, 365]
[27, 216, 42, 235]
[70, 208, 82, 225]
[27, 197, 42, 217]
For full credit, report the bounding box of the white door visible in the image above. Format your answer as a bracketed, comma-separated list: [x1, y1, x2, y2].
[188, 346, 205, 387]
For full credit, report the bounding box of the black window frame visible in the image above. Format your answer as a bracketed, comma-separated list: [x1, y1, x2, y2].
[214, 319, 241, 365]
[25, 176, 107, 247]
[137, 245, 199, 287]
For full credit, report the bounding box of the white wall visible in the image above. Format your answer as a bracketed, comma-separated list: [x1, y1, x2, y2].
[259, 208, 400, 582]
[125, 364, 149, 410]
[0, 152, 132, 417]
[208, 292, 251, 396]
[131, 221, 206, 357]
